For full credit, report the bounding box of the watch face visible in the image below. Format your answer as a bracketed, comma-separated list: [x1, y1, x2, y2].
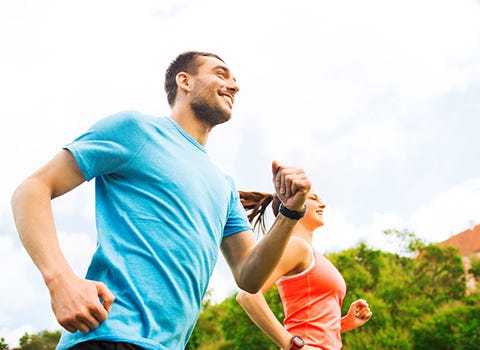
[292, 336, 305, 347]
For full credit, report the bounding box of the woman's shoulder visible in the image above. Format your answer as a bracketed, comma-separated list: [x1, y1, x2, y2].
[282, 236, 314, 276]
[287, 236, 312, 253]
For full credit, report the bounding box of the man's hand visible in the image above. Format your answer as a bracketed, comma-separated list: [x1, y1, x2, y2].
[272, 160, 311, 212]
[47, 272, 115, 333]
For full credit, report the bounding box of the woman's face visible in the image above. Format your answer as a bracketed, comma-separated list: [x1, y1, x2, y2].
[302, 191, 326, 229]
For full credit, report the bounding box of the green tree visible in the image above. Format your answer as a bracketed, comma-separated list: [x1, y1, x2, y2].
[333, 231, 468, 350]
[189, 230, 478, 350]
[335, 244, 415, 349]
[411, 303, 480, 350]
[187, 290, 228, 350]
[219, 288, 281, 350]
[187, 285, 284, 349]
[0, 338, 9, 350]
[16, 330, 61, 350]
[383, 228, 425, 257]
[413, 245, 466, 305]
[469, 255, 480, 280]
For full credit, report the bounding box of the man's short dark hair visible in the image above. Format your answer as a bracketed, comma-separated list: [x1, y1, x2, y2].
[164, 51, 224, 107]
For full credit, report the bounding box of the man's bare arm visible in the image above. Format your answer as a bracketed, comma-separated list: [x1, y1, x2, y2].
[221, 161, 311, 293]
[11, 150, 114, 333]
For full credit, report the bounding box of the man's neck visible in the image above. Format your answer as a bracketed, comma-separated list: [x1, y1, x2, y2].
[170, 106, 212, 146]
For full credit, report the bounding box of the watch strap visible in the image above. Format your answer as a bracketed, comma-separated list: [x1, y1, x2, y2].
[279, 204, 306, 220]
[288, 335, 305, 349]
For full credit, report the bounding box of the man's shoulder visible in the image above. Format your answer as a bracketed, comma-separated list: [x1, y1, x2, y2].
[95, 111, 168, 131]
[105, 110, 161, 123]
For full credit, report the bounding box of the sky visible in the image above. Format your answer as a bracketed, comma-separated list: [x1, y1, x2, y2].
[1, 0, 480, 346]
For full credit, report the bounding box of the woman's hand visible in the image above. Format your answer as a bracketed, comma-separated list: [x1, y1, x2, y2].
[345, 299, 372, 329]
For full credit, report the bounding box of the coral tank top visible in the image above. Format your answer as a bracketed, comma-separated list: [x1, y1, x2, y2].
[276, 248, 346, 349]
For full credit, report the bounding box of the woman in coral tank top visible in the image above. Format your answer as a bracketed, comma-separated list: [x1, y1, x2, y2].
[237, 190, 372, 350]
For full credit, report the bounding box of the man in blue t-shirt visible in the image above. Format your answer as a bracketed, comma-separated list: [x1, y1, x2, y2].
[11, 51, 311, 350]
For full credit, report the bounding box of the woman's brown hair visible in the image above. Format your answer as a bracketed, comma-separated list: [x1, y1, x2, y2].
[238, 191, 281, 236]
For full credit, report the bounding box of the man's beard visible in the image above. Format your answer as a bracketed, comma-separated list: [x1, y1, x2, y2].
[190, 94, 231, 127]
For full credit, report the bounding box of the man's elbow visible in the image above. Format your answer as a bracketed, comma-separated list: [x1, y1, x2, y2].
[230, 256, 263, 293]
[235, 276, 262, 294]
[11, 182, 26, 214]
[11, 178, 45, 218]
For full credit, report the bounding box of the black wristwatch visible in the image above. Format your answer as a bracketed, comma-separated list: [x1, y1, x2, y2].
[279, 204, 306, 220]
[288, 335, 305, 349]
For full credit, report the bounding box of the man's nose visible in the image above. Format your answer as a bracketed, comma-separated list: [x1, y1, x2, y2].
[227, 80, 240, 94]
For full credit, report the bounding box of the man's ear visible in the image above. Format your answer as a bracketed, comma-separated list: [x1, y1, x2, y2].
[176, 72, 192, 93]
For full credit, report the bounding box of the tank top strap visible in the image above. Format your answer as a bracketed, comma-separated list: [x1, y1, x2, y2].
[277, 238, 315, 282]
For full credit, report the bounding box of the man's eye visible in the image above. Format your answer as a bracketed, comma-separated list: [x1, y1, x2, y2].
[217, 71, 226, 78]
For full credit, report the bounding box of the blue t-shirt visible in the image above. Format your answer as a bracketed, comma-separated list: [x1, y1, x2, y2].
[56, 111, 251, 350]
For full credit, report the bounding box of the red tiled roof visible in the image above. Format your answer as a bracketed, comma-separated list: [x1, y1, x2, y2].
[438, 224, 480, 256]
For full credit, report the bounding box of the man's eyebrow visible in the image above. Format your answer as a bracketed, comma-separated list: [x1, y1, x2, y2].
[212, 65, 237, 82]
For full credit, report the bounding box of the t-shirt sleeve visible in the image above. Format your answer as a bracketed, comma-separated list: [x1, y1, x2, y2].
[223, 178, 253, 237]
[64, 111, 149, 181]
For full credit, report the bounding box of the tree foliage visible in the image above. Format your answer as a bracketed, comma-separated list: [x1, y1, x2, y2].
[188, 229, 479, 350]
[470, 255, 480, 280]
[186, 290, 228, 350]
[14, 331, 61, 350]
[219, 287, 282, 350]
[411, 302, 480, 350]
[2, 230, 479, 350]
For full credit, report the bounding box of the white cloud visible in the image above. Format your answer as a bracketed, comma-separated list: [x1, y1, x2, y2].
[51, 183, 96, 228]
[0, 325, 33, 349]
[313, 206, 406, 254]
[312, 176, 480, 256]
[313, 206, 365, 253]
[1, 0, 480, 343]
[410, 177, 480, 241]
[0, 231, 53, 348]
[56, 230, 96, 277]
[208, 258, 238, 304]
[0, 235, 38, 314]
[322, 117, 408, 172]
